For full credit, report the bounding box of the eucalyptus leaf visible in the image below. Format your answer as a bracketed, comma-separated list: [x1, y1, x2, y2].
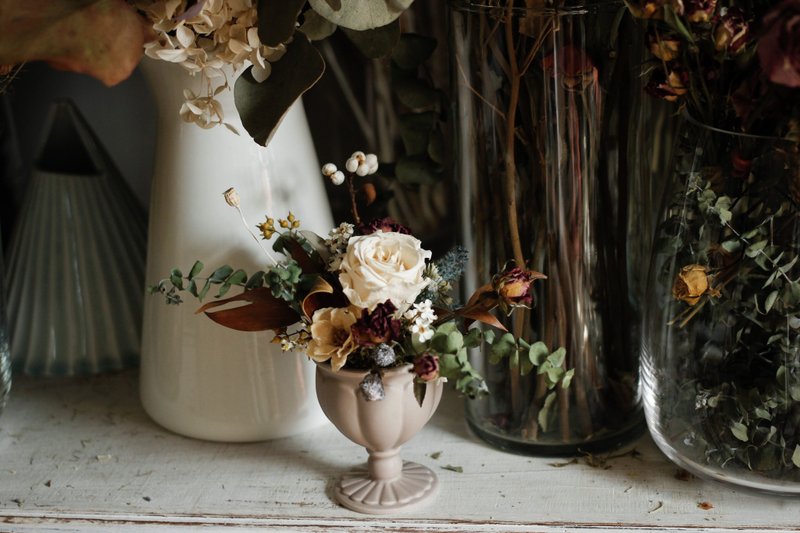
[528, 342, 549, 366]
[792, 445, 800, 468]
[396, 154, 441, 184]
[188, 261, 204, 280]
[394, 77, 439, 109]
[342, 19, 400, 58]
[427, 128, 444, 164]
[392, 33, 436, 70]
[257, 0, 306, 47]
[234, 36, 324, 146]
[309, 0, 414, 30]
[538, 391, 557, 433]
[398, 112, 437, 155]
[298, 9, 338, 40]
[765, 290, 779, 313]
[731, 422, 749, 442]
[209, 265, 234, 283]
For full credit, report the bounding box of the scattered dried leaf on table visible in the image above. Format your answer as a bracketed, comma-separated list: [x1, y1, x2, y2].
[698, 501, 714, 510]
[429, 451, 442, 460]
[674, 468, 694, 481]
[548, 458, 578, 468]
[441, 465, 463, 473]
[648, 501, 664, 513]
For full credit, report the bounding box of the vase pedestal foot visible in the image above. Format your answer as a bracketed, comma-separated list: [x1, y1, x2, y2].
[334, 461, 439, 514]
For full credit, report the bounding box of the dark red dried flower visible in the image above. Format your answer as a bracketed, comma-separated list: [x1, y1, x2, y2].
[492, 265, 546, 315]
[351, 300, 402, 347]
[359, 217, 411, 235]
[713, 7, 749, 56]
[684, 0, 717, 23]
[413, 353, 440, 382]
[645, 65, 689, 102]
[758, 0, 800, 88]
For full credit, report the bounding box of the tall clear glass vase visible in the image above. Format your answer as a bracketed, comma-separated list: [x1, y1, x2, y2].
[451, 0, 647, 454]
[643, 114, 800, 494]
[0, 229, 10, 414]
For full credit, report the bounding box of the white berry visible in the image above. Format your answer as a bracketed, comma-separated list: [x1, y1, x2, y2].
[331, 170, 345, 185]
[321, 163, 337, 177]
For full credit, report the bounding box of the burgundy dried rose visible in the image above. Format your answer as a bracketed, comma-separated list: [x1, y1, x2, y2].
[713, 7, 749, 55]
[492, 266, 546, 315]
[685, 0, 717, 23]
[645, 65, 689, 102]
[359, 217, 411, 236]
[351, 300, 403, 347]
[758, 0, 800, 88]
[413, 353, 440, 382]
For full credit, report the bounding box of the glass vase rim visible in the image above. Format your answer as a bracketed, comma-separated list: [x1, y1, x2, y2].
[448, 0, 625, 16]
[681, 109, 796, 145]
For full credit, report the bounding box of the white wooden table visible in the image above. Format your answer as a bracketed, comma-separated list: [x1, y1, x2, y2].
[0, 371, 797, 532]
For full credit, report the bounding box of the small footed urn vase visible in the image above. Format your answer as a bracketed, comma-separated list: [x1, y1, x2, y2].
[315, 363, 444, 514]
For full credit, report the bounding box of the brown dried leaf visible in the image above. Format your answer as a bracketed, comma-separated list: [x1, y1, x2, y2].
[196, 287, 299, 332]
[301, 277, 348, 319]
[697, 501, 714, 510]
[0, 0, 151, 86]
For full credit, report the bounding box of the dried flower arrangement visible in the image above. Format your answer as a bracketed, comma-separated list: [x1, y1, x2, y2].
[630, 0, 800, 480]
[151, 151, 573, 401]
[131, 0, 417, 144]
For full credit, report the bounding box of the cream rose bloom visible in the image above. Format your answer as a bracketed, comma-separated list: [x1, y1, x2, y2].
[307, 307, 358, 371]
[338, 231, 432, 312]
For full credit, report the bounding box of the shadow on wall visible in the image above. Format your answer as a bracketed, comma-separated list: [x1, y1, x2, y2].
[0, 62, 156, 245]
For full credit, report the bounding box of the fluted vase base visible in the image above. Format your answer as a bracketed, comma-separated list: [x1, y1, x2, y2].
[334, 460, 439, 515]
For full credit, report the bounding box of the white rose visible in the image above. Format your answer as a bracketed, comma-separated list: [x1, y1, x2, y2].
[338, 231, 432, 312]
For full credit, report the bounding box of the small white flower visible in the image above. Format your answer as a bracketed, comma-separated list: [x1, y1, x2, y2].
[321, 163, 337, 177]
[331, 170, 345, 186]
[404, 300, 438, 343]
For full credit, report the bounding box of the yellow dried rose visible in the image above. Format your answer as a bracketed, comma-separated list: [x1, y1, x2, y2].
[672, 264, 716, 306]
[307, 307, 358, 371]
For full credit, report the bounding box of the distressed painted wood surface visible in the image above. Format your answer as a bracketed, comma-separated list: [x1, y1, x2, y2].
[0, 371, 798, 532]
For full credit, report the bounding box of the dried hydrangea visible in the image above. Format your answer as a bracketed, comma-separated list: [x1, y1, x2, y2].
[324, 222, 354, 272]
[134, 0, 287, 127]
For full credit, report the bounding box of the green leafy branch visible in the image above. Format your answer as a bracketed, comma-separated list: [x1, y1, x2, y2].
[413, 322, 572, 402]
[149, 259, 309, 313]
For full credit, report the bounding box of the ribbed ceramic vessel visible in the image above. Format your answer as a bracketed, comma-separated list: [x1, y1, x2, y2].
[5, 99, 147, 376]
[315, 363, 443, 514]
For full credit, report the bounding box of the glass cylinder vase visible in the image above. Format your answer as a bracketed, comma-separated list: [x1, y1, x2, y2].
[642, 113, 800, 494]
[451, 0, 646, 454]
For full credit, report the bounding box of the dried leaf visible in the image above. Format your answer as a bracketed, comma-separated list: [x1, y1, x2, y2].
[0, 0, 151, 86]
[197, 287, 300, 332]
[441, 465, 463, 473]
[697, 501, 714, 510]
[302, 277, 348, 319]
